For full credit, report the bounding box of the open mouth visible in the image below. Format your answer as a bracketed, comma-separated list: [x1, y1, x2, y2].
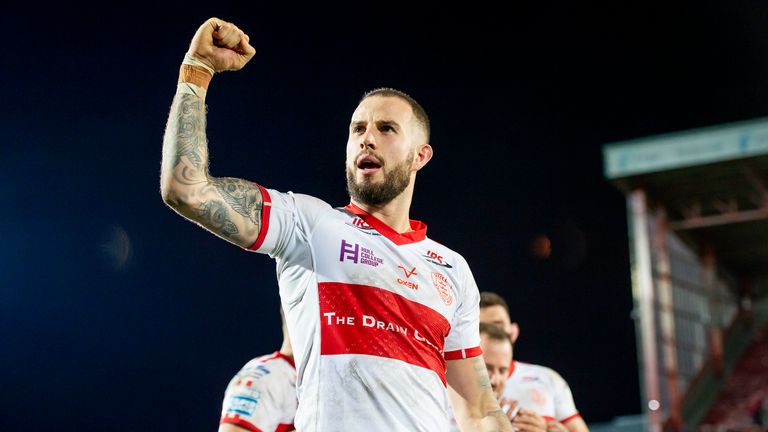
[357, 155, 382, 174]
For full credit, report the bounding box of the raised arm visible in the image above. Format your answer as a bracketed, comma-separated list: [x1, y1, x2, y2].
[447, 356, 514, 432]
[160, 18, 261, 248]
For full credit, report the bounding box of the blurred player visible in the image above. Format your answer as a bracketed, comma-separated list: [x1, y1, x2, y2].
[450, 323, 548, 432]
[219, 310, 296, 432]
[480, 292, 590, 432]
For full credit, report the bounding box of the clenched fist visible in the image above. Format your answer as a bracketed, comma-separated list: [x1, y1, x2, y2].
[187, 17, 256, 72]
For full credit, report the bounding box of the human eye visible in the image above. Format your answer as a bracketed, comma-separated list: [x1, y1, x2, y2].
[379, 123, 396, 133]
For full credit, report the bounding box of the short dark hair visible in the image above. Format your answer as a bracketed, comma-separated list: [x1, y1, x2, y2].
[479, 291, 510, 315]
[479, 322, 511, 343]
[361, 87, 430, 142]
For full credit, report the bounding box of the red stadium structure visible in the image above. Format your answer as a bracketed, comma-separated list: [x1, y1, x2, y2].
[603, 117, 768, 432]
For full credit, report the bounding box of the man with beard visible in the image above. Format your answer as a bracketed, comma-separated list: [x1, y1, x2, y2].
[160, 17, 512, 432]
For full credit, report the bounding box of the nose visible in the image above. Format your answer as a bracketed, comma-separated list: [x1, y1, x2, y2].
[360, 128, 376, 150]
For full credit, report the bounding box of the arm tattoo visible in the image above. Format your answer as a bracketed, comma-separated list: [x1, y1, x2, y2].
[162, 93, 262, 245]
[211, 177, 263, 225]
[173, 95, 206, 171]
[196, 200, 239, 238]
[163, 93, 209, 187]
[472, 356, 492, 390]
[471, 356, 513, 431]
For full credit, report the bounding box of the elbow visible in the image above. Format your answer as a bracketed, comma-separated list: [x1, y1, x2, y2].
[160, 189, 178, 208]
[160, 177, 205, 214]
[160, 177, 186, 209]
[159, 177, 176, 206]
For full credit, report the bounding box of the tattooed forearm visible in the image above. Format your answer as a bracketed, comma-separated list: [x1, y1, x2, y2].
[161, 92, 263, 247]
[162, 93, 209, 189]
[471, 356, 492, 390]
[196, 200, 239, 238]
[172, 94, 207, 171]
[472, 357, 513, 432]
[210, 177, 263, 225]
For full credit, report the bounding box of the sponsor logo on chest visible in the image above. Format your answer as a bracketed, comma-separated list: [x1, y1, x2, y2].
[423, 250, 452, 268]
[346, 217, 381, 236]
[339, 239, 383, 267]
[397, 265, 419, 290]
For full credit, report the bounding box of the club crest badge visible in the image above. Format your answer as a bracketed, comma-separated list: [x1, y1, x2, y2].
[431, 272, 454, 306]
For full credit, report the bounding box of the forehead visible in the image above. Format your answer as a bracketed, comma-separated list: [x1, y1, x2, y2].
[352, 95, 414, 124]
[479, 305, 511, 325]
[480, 336, 512, 362]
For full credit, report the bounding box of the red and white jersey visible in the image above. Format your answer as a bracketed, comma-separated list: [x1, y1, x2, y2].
[502, 361, 581, 424]
[220, 352, 297, 432]
[248, 189, 482, 432]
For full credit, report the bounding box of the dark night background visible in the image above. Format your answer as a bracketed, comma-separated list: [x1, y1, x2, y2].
[3, 1, 768, 430]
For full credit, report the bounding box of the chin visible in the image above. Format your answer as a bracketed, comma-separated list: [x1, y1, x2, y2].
[358, 174, 383, 183]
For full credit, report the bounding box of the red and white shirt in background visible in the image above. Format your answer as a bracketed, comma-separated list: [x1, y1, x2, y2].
[220, 352, 297, 432]
[502, 361, 582, 424]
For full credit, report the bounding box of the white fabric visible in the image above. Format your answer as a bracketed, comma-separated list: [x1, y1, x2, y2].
[220, 353, 297, 432]
[252, 189, 482, 432]
[501, 361, 579, 422]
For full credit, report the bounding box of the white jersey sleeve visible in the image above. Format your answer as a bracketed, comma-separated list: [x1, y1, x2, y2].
[220, 354, 297, 432]
[246, 189, 332, 303]
[551, 369, 580, 422]
[246, 188, 331, 259]
[443, 256, 482, 359]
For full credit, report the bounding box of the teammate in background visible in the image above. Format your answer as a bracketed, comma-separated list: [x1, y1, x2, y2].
[449, 323, 549, 432]
[480, 292, 590, 432]
[161, 17, 511, 432]
[219, 310, 296, 432]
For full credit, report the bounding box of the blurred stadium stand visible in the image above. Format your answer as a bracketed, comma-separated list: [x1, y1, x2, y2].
[603, 117, 768, 431]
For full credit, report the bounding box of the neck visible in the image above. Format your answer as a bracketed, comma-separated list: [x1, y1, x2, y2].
[279, 338, 293, 359]
[352, 184, 415, 233]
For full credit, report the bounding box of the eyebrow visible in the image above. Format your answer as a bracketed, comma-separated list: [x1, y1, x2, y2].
[350, 120, 402, 129]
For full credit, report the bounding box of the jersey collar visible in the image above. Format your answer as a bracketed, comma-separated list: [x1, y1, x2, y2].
[345, 202, 428, 245]
[508, 360, 517, 377]
[275, 351, 295, 369]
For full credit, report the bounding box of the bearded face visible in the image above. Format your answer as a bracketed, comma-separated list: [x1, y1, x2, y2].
[346, 151, 414, 206]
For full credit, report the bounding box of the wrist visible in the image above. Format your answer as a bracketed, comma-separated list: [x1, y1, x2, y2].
[178, 53, 214, 89]
[178, 64, 212, 90]
[183, 53, 215, 75]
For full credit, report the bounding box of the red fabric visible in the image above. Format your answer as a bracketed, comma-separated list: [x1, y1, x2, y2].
[345, 203, 427, 245]
[508, 360, 517, 377]
[273, 352, 295, 369]
[220, 417, 263, 432]
[444, 346, 483, 360]
[560, 413, 582, 424]
[318, 282, 451, 383]
[247, 185, 272, 251]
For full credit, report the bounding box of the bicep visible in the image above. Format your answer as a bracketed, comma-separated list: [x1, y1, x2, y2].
[170, 176, 264, 248]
